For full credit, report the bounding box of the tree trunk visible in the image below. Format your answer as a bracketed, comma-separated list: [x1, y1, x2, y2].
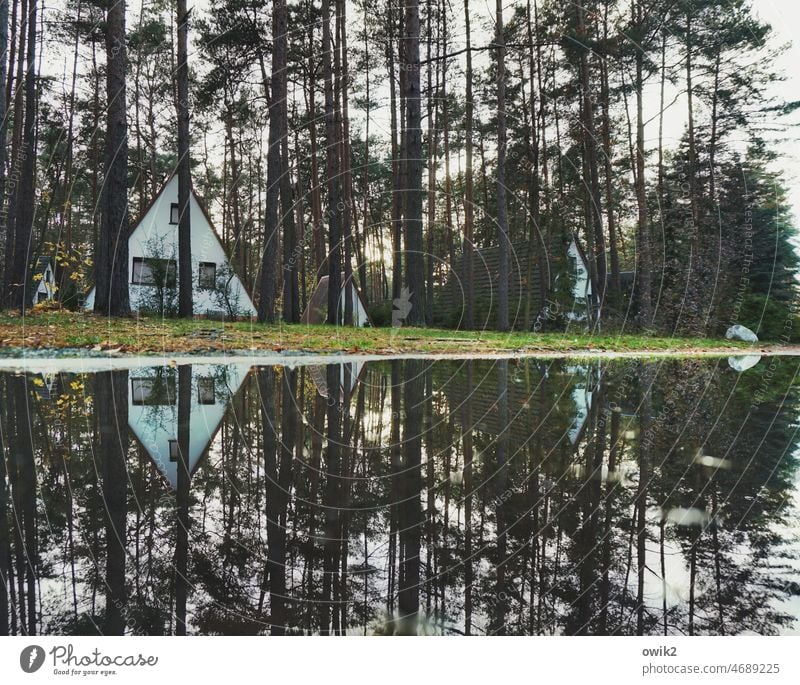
[634, 0, 651, 326]
[388, 3, 402, 303]
[321, 0, 342, 325]
[463, 0, 475, 328]
[176, 0, 192, 317]
[402, 0, 425, 325]
[424, 0, 438, 325]
[495, 0, 510, 331]
[7, 0, 36, 311]
[96, 370, 128, 635]
[0, 0, 9, 292]
[2, 0, 25, 301]
[259, 0, 288, 323]
[575, 3, 605, 320]
[600, 1, 620, 299]
[337, 0, 354, 326]
[276, 0, 296, 323]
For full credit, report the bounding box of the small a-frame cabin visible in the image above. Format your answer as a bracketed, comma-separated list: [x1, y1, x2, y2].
[31, 257, 56, 306]
[128, 362, 252, 489]
[436, 233, 594, 328]
[301, 275, 371, 326]
[84, 176, 256, 318]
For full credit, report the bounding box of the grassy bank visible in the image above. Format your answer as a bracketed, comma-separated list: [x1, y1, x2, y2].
[0, 309, 773, 357]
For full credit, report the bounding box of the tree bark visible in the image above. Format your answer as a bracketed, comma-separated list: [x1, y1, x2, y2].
[0, 0, 9, 292]
[575, 3, 605, 320]
[402, 0, 425, 325]
[634, 0, 651, 325]
[7, 0, 37, 311]
[495, 0, 510, 331]
[463, 0, 475, 328]
[322, 0, 342, 325]
[259, 0, 289, 323]
[176, 0, 192, 317]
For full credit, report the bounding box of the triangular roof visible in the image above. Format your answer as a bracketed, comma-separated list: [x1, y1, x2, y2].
[301, 275, 372, 326]
[129, 174, 239, 267]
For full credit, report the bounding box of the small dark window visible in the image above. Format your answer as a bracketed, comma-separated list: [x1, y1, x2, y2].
[197, 377, 216, 405]
[132, 257, 177, 286]
[168, 439, 180, 462]
[199, 262, 217, 290]
[131, 376, 177, 406]
[170, 203, 180, 225]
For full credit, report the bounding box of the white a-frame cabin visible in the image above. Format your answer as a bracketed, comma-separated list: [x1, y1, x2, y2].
[84, 175, 256, 317]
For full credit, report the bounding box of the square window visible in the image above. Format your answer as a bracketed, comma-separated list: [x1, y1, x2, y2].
[168, 439, 179, 462]
[198, 262, 216, 290]
[170, 203, 180, 225]
[197, 377, 215, 405]
[132, 257, 176, 286]
[131, 257, 153, 285]
[131, 376, 176, 406]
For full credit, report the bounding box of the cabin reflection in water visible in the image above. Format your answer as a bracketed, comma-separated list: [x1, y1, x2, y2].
[127, 363, 251, 489]
[1, 356, 799, 636]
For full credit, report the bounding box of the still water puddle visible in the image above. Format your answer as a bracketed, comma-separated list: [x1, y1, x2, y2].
[0, 355, 798, 635]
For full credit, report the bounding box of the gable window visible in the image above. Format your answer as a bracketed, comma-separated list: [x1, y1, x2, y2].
[170, 203, 181, 225]
[168, 439, 180, 462]
[198, 262, 217, 290]
[197, 377, 216, 405]
[132, 257, 177, 286]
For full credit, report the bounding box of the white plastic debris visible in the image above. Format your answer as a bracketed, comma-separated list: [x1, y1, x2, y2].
[725, 324, 759, 342]
[727, 355, 761, 372]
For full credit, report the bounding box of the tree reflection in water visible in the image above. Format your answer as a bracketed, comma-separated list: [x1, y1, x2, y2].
[0, 356, 798, 635]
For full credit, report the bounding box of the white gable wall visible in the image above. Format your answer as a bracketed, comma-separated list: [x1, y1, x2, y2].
[338, 282, 370, 326]
[85, 176, 256, 317]
[568, 239, 591, 301]
[34, 263, 55, 303]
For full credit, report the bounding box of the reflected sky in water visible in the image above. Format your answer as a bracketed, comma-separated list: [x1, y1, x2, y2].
[0, 355, 798, 635]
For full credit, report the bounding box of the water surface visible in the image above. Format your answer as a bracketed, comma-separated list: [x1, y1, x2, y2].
[0, 355, 798, 635]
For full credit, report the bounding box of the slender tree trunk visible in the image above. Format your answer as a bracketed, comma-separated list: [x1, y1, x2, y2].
[174, 365, 191, 634]
[2, 0, 25, 301]
[305, 18, 325, 274]
[424, 0, 437, 325]
[7, 0, 36, 311]
[388, 3, 402, 303]
[440, 0, 454, 268]
[56, 0, 83, 302]
[274, 0, 296, 323]
[523, 0, 545, 329]
[0, 0, 10, 292]
[463, 0, 475, 328]
[495, 0, 509, 331]
[337, 0, 354, 326]
[402, 0, 425, 325]
[322, 0, 342, 325]
[225, 108, 245, 287]
[175, 0, 192, 317]
[634, 0, 651, 326]
[575, 3, 605, 320]
[259, 0, 289, 323]
[600, 1, 620, 299]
